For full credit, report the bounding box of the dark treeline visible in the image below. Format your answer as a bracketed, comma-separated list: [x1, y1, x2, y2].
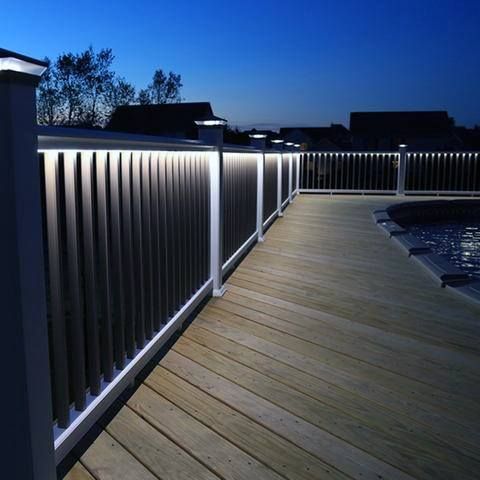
[37, 47, 183, 127]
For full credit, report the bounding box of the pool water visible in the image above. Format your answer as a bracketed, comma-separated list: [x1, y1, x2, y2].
[409, 222, 480, 277]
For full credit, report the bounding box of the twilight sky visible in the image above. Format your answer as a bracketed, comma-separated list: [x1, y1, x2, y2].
[2, 0, 479, 129]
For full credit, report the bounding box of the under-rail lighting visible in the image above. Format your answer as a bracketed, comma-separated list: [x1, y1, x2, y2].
[0, 48, 47, 76]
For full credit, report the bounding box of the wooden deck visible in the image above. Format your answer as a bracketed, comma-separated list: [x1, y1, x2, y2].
[65, 195, 480, 480]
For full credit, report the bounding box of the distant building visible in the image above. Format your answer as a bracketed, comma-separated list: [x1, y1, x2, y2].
[454, 126, 480, 151]
[279, 125, 352, 151]
[350, 111, 462, 151]
[107, 102, 221, 140]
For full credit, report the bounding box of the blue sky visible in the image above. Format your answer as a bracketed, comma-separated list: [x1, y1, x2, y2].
[2, 0, 480, 128]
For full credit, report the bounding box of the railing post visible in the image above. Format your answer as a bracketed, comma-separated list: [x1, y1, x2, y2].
[0, 50, 56, 479]
[249, 134, 266, 242]
[256, 152, 265, 241]
[397, 144, 407, 195]
[288, 150, 293, 203]
[277, 152, 283, 216]
[295, 148, 301, 193]
[196, 117, 227, 296]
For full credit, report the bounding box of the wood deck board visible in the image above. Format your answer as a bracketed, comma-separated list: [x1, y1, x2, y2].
[72, 195, 480, 480]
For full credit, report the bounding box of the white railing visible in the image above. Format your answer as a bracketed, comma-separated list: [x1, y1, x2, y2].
[300, 149, 480, 195]
[405, 152, 480, 195]
[37, 127, 299, 464]
[3, 72, 300, 479]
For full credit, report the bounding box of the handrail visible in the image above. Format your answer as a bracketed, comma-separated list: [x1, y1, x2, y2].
[37, 127, 289, 155]
[37, 125, 214, 151]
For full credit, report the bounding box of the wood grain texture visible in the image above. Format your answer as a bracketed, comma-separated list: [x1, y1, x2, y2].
[68, 195, 480, 480]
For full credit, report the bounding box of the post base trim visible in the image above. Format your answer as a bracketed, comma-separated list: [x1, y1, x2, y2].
[213, 286, 227, 297]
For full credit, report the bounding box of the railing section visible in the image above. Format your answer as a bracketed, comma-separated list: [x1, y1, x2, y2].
[406, 152, 480, 194]
[263, 153, 279, 223]
[40, 149, 211, 429]
[222, 152, 258, 267]
[300, 150, 480, 195]
[300, 152, 398, 193]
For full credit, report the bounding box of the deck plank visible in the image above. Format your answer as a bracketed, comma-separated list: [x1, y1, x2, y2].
[172, 335, 480, 479]
[105, 406, 219, 480]
[72, 195, 480, 480]
[145, 366, 347, 480]
[128, 384, 286, 480]
[161, 350, 414, 480]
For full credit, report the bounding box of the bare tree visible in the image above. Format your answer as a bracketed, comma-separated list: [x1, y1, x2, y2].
[105, 77, 136, 111]
[137, 88, 152, 105]
[37, 58, 62, 125]
[82, 47, 115, 126]
[37, 47, 184, 126]
[141, 69, 183, 104]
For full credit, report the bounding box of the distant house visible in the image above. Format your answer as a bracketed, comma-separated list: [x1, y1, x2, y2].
[107, 102, 221, 140]
[350, 111, 463, 151]
[454, 126, 480, 151]
[279, 125, 352, 151]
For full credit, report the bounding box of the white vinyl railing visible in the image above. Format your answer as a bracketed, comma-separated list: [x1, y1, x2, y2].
[300, 149, 480, 195]
[35, 126, 300, 464]
[2, 48, 304, 480]
[405, 152, 480, 195]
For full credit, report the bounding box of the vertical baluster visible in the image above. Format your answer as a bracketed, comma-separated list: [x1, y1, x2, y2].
[173, 152, 183, 309]
[413, 153, 419, 191]
[474, 154, 479, 192]
[120, 152, 136, 358]
[191, 154, 200, 289]
[96, 151, 114, 380]
[131, 151, 145, 348]
[149, 152, 161, 332]
[43, 151, 70, 427]
[344, 153, 352, 190]
[108, 151, 126, 368]
[142, 153, 154, 339]
[422, 154, 427, 191]
[157, 152, 169, 322]
[352, 153, 357, 190]
[63, 151, 87, 410]
[185, 154, 193, 297]
[80, 151, 101, 393]
[203, 152, 210, 283]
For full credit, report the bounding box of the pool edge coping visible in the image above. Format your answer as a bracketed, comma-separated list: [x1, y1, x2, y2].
[372, 201, 480, 307]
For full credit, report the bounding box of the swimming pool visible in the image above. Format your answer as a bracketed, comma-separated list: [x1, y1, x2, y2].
[408, 222, 480, 278]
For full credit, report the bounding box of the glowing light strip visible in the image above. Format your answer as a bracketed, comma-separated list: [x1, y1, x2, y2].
[0, 57, 46, 76]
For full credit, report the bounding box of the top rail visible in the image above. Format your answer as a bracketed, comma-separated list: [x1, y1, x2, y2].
[37, 125, 215, 152]
[38, 127, 287, 155]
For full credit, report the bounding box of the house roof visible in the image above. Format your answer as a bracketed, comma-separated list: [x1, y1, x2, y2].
[107, 102, 216, 138]
[350, 111, 453, 136]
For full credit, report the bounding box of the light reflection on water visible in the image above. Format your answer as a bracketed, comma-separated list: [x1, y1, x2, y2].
[409, 222, 480, 277]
